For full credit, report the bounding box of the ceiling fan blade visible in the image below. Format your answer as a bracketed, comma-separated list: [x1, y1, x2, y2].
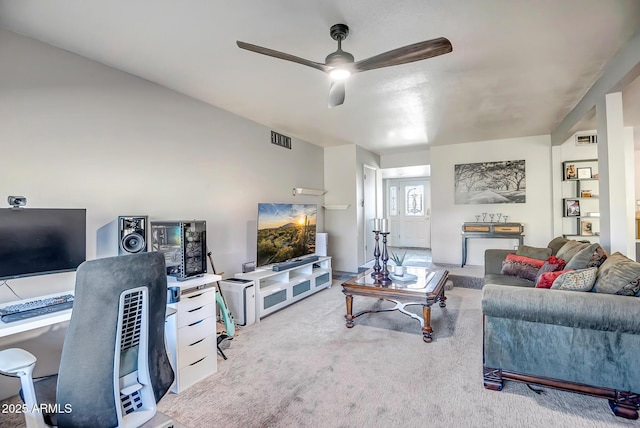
[353, 37, 452, 72]
[328, 81, 345, 108]
[237, 41, 329, 73]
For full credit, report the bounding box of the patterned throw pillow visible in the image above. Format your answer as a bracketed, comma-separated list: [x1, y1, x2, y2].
[536, 269, 572, 289]
[586, 245, 608, 269]
[593, 252, 640, 296]
[534, 256, 567, 284]
[501, 254, 546, 282]
[551, 267, 598, 291]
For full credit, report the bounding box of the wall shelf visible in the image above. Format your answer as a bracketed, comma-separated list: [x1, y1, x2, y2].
[292, 187, 326, 196]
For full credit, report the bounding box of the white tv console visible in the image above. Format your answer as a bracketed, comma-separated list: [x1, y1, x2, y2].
[234, 256, 332, 321]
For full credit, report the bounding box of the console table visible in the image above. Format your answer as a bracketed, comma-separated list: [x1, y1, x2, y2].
[461, 222, 524, 267]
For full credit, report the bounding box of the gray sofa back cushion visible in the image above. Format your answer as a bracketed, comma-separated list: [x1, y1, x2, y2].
[594, 252, 640, 296]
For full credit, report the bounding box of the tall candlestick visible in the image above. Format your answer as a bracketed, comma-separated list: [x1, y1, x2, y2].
[380, 218, 389, 234]
[371, 231, 382, 281]
[379, 232, 391, 285]
[373, 218, 381, 232]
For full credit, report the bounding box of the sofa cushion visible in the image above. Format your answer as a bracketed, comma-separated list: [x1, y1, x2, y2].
[551, 267, 597, 291]
[485, 273, 534, 287]
[555, 240, 592, 264]
[593, 252, 640, 296]
[547, 236, 569, 255]
[564, 243, 601, 270]
[501, 254, 546, 282]
[535, 269, 572, 289]
[516, 245, 552, 260]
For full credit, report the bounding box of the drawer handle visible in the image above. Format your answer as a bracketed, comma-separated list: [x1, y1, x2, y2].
[189, 357, 206, 366]
[189, 338, 205, 347]
[188, 306, 204, 313]
[188, 319, 204, 327]
[187, 293, 203, 299]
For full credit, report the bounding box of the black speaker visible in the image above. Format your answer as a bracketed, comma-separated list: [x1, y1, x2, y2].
[97, 216, 148, 258]
[119, 216, 147, 255]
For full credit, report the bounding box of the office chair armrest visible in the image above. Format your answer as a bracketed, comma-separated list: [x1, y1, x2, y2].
[0, 348, 37, 374]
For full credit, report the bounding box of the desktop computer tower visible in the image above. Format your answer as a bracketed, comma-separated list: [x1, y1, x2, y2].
[96, 216, 148, 258]
[218, 278, 256, 326]
[150, 220, 207, 281]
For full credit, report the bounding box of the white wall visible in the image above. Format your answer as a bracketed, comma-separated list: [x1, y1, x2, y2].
[355, 146, 381, 268]
[323, 144, 381, 273]
[0, 29, 326, 398]
[431, 135, 554, 266]
[323, 145, 357, 272]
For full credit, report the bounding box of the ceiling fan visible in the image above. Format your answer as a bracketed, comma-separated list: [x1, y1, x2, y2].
[237, 24, 453, 108]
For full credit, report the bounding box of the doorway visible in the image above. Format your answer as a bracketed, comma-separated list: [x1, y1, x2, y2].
[385, 178, 431, 249]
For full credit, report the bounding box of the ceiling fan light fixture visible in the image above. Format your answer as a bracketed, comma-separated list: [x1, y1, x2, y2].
[329, 67, 351, 80]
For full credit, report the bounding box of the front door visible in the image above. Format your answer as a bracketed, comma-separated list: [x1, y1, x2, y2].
[388, 179, 430, 248]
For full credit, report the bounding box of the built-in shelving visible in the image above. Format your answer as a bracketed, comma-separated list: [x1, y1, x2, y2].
[561, 159, 599, 239]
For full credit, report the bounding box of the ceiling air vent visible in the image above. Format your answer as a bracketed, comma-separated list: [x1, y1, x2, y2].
[271, 131, 291, 149]
[575, 134, 597, 146]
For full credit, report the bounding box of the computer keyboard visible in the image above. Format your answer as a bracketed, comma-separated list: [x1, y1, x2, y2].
[0, 294, 74, 323]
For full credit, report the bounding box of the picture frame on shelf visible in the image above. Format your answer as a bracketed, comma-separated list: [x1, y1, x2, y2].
[581, 220, 593, 235]
[565, 164, 577, 180]
[577, 167, 592, 179]
[580, 190, 592, 198]
[565, 199, 581, 217]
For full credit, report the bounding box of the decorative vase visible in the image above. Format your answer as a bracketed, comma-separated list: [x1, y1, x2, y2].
[393, 265, 404, 276]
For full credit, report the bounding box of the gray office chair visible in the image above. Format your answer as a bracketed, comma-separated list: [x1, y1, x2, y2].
[0, 252, 175, 428]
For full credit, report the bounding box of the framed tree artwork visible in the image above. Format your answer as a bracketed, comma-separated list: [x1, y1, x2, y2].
[454, 160, 526, 204]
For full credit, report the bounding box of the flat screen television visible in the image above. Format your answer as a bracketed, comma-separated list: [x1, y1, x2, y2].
[257, 203, 317, 267]
[0, 208, 87, 280]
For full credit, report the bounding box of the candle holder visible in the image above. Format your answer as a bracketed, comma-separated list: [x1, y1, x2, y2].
[379, 232, 392, 285]
[371, 230, 382, 280]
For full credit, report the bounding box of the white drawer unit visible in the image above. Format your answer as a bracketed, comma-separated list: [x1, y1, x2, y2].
[235, 256, 331, 321]
[165, 274, 221, 393]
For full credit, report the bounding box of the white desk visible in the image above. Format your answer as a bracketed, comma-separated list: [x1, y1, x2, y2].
[0, 274, 221, 339]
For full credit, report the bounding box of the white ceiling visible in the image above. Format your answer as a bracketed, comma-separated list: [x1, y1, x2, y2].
[1, 1, 640, 154]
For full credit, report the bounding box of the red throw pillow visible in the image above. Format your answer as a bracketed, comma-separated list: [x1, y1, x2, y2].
[536, 269, 573, 288]
[535, 256, 567, 284]
[505, 254, 546, 268]
[501, 254, 547, 282]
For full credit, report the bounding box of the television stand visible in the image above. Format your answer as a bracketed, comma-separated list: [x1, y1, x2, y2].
[235, 256, 331, 321]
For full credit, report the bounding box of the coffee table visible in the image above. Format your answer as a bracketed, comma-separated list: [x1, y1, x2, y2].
[341, 267, 449, 343]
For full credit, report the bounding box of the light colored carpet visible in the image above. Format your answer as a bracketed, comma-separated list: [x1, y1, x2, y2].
[156, 282, 636, 428]
[2, 281, 636, 427]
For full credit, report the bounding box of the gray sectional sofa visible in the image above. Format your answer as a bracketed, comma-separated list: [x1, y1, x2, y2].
[481, 237, 640, 419]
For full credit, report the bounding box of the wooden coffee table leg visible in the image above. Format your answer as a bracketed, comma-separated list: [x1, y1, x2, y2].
[345, 294, 355, 328]
[439, 289, 447, 308]
[422, 305, 433, 343]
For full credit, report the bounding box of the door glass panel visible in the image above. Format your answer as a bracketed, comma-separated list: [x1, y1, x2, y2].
[389, 186, 398, 216]
[405, 185, 424, 216]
